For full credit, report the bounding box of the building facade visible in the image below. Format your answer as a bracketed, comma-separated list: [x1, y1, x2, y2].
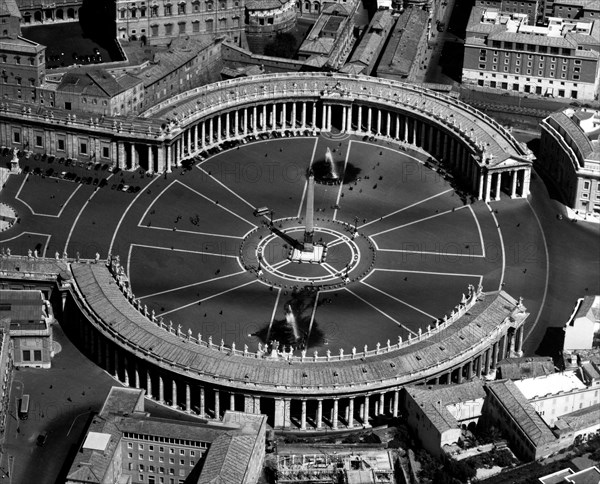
[16, 0, 82, 25]
[66, 386, 267, 484]
[463, 7, 600, 101]
[2, 289, 55, 368]
[0, 0, 46, 104]
[245, 0, 298, 53]
[114, 0, 247, 47]
[539, 108, 600, 215]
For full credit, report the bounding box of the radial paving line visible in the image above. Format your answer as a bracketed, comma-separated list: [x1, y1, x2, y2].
[266, 287, 282, 342]
[137, 270, 248, 300]
[372, 205, 468, 237]
[361, 188, 454, 229]
[108, 175, 164, 255]
[304, 290, 321, 349]
[139, 226, 243, 239]
[469, 204, 487, 258]
[177, 180, 256, 228]
[297, 137, 319, 218]
[15, 174, 83, 218]
[64, 184, 105, 253]
[487, 203, 506, 290]
[360, 280, 438, 320]
[344, 287, 409, 330]
[137, 180, 176, 226]
[159, 279, 257, 317]
[196, 166, 260, 213]
[332, 140, 352, 221]
[523, 198, 550, 342]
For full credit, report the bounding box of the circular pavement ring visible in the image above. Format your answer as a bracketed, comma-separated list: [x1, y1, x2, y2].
[240, 217, 376, 289]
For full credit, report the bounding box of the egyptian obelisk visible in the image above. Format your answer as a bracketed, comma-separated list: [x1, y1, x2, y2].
[303, 171, 315, 252]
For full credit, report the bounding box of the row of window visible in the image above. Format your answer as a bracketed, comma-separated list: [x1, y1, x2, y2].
[119, 1, 239, 19]
[490, 40, 571, 56]
[13, 130, 113, 159]
[476, 79, 579, 98]
[481, 50, 583, 65]
[127, 455, 196, 467]
[0, 54, 41, 66]
[1, 77, 36, 87]
[22, 349, 43, 362]
[479, 64, 581, 79]
[123, 433, 208, 448]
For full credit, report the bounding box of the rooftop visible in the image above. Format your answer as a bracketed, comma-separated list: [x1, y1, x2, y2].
[496, 356, 556, 380]
[486, 380, 556, 446]
[0, 289, 45, 323]
[513, 371, 586, 400]
[71, 262, 528, 393]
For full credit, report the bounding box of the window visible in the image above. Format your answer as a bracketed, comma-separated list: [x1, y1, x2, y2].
[35, 135, 43, 147]
[165, 23, 173, 35]
[192, 21, 199, 32]
[22, 350, 31, 361]
[80, 142, 87, 155]
[178, 22, 185, 33]
[165, 4, 172, 14]
[178, 4, 186, 14]
[58, 138, 65, 151]
[584, 181, 590, 190]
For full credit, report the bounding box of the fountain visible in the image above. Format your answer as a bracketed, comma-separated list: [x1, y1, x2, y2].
[284, 303, 301, 341]
[313, 147, 343, 185]
[325, 147, 339, 180]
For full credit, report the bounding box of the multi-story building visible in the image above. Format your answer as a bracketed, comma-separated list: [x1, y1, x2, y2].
[0, 321, 13, 438]
[563, 295, 600, 350]
[38, 69, 144, 116]
[1, 289, 55, 368]
[297, 1, 358, 69]
[16, 0, 82, 25]
[539, 108, 600, 215]
[114, 0, 247, 47]
[340, 9, 395, 76]
[0, 0, 46, 103]
[245, 0, 298, 53]
[375, 7, 429, 82]
[463, 7, 600, 101]
[545, 0, 600, 22]
[66, 386, 267, 484]
[475, 0, 542, 25]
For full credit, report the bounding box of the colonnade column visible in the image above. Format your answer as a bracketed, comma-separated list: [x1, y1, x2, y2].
[316, 399, 323, 429]
[341, 107, 347, 134]
[201, 122, 206, 149]
[312, 102, 317, 130]
[348, 398, 354, 428]
[234, 111, 239, 138]
[510, 170, 518, 198]
[376, 109, 381, 135]
[485, 173, 492, 202]
[346, 105, 352, 133]
[217, 116, 222, 143]
[282, 103, 287, 130]
[214, 390, 220, 419]
[147, 145, 154, 174]
[327, 105, 332, 131]
[367, 108, 372, 132]
[357, 106, 363, 133]
[130, 144, 136, 170]
[321, 104, 327, 131]
[301, 400, 307, 430]
[379, 393, 385, 416]
[159, 375, 164, 403]
[292, 103, 297, 130]
[185, 384, 191, 413]
[118, 142, 126, 170]
[495, 172, 502, 201]
[301, 102, 307, 129]
[146, 371, 153, 399]
[363, 395, 370, 426]
[395, 114, 400, 139]
[157, 146, 165, 173]
[199, 387, 206, 417]
[332, 399, 339, 430]
[521, 169, 531, 198]
[166, 145, 172, 173]
[171, 380, 177, 408]
[262, 105, 267, 131]
[392, 390, 399, 418]
[386, 112, 391, 138]
[243, 108, 248, 136]
[194, 124, 198, 151]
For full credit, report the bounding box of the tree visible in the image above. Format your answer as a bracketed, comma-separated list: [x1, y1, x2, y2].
[263, 33, 297, 59]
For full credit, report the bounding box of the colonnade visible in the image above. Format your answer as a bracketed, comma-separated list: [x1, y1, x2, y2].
[69, 295, 524, 431]
[147, 99, 531, 201]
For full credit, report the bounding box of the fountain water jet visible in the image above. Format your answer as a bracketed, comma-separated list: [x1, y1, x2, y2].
[285, 303, 301, 341]
[325, 147, 339, 180]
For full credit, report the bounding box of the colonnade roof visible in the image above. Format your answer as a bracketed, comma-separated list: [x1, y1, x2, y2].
[71, 262, 528, 395]
[141, 72, 534, 169]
